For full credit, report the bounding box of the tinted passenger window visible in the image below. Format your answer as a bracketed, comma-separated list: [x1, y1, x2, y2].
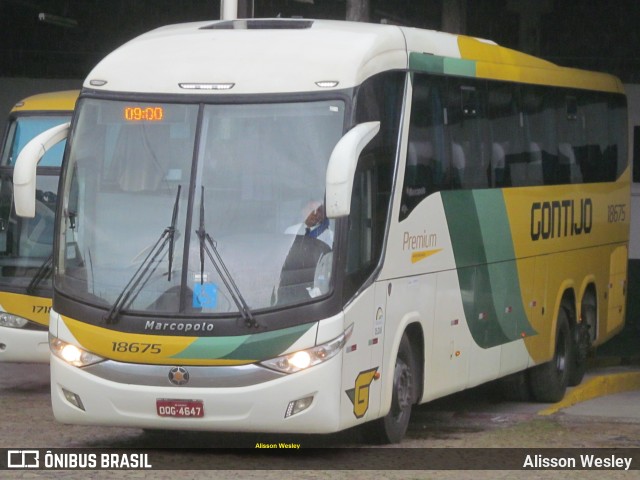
[399, 73, 628, 221]
[400, 74, 447, 220]
[344, 71, 404, 299]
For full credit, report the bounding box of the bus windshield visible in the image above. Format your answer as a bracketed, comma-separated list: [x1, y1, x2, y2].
[1, 116, 69, 167]
[57, 97, 345, 317]
[0, 115, 68, 291]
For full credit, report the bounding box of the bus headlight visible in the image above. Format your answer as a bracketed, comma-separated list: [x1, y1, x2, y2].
[0, 313, 29, 329]
[49, 334, 104, 367]
[260, 324, 353, 374]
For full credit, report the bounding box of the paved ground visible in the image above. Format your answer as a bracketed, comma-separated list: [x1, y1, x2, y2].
[1, 358, 639, 479]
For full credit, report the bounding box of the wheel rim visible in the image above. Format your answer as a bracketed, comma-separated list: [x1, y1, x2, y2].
[390, 357, 412, 421]
[555, 327, 567, 375]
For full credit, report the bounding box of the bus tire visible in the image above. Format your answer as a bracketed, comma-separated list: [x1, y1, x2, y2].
[568, 317, 590, 387]
[568, 299, 595, 387]
[367, 333, 416, 444]
[529, 308, 572, 403]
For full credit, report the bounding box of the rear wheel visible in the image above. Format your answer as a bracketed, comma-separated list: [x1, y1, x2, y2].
[568, 296, 596, 387]
[529, 307, 573, 403]
[366, 334, 416, 444]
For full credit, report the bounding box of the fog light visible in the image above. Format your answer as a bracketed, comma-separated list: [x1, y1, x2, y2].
[285, 395, 313, 418]
[62, 387, 85, 411]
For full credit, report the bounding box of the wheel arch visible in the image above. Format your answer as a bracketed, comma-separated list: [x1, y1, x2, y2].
[379, 315, 424, 415]
[579, 280, 598, 344]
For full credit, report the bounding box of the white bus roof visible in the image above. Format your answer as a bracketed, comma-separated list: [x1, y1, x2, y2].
[85, 19, 423, 95]
[84, 18, 622, 96]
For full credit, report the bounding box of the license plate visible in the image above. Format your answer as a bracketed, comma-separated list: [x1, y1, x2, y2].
[156, 399, 204, 418]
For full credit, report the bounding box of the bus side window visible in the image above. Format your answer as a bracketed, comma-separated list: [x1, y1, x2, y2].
[512, 86, 558, 187]
[557, 95, 580, 184]
[487, 84, 518, 188]
[445, 81, 490, 190]
[609, 95, 628, 180]
[344, 71, 402, 300]
[400, 74, 446, 220]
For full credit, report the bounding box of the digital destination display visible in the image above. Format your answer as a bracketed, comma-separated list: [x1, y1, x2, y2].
[123, 106, 164, 121]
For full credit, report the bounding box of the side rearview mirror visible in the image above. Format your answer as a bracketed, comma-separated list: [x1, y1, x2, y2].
[325, 121, 380, 218]
[14, 122, 70, 218]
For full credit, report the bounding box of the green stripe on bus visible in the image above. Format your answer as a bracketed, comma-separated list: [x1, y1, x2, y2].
[474, 190, 536, 340]
[444, 57, 476, 77]
[473, 189, 515, 261]
[409, 52, 476, 78]
[409, 52, 445, 74]
[222, 323, 314, 360]
[170, 323, 314, 361]
[441, 190, 536, 348]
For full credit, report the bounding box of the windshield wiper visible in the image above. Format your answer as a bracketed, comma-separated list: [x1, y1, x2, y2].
[166, 185, 181, 281]
[26, 253, 53, 295]
[196, 186, 258, 328]
[104, 186, 181, 324]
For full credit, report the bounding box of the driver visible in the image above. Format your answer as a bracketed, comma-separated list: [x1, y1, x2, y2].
[285, 200, 333, 247]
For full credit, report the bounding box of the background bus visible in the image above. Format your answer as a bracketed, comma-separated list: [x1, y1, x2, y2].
[607, 83, 640, 359]
[0, 90, 77, 362]
[13, 20, 629, 443]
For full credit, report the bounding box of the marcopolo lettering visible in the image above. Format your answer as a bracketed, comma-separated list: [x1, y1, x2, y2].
[144, 320, 214, 332]
[531, 198, 592, 241]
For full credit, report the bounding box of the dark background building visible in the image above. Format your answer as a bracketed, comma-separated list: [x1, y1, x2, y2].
[1, 0, 639, 82]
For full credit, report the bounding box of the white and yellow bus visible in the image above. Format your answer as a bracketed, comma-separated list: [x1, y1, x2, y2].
[0, 90, 78, 362]
[14, 20, 628, 443]
[626, 84, 640, 334]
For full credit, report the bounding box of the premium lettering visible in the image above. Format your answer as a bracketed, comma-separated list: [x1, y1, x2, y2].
[403, 230, 438, 251]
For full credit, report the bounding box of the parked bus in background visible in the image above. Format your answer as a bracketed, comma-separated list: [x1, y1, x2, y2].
[623, 84, 640, 349]
[0, 90, 78, 362]
[14, 20, 628, 443]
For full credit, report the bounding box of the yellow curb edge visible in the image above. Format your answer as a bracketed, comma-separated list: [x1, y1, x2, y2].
[538, 371, 640, 416]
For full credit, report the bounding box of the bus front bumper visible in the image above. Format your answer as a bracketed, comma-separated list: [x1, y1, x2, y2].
[0, 326, 49, 363]
[50, 353, 344, 434]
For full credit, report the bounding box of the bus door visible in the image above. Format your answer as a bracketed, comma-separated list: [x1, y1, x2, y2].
[340, 150, 389, 426]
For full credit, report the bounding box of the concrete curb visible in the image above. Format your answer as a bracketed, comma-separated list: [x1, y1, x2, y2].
[538, 370, 640, 416]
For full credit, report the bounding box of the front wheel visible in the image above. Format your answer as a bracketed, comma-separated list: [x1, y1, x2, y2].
[366, 334, 416, 444]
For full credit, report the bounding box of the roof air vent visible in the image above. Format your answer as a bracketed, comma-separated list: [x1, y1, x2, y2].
[202, 19, 313, 30]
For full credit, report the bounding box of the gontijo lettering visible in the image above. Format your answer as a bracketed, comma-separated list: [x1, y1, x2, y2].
[531, 198, 592, 241]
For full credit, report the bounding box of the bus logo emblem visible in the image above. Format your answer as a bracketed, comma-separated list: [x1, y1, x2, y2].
[346, 368, 378, 419]
[168, 367, 190, 386]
